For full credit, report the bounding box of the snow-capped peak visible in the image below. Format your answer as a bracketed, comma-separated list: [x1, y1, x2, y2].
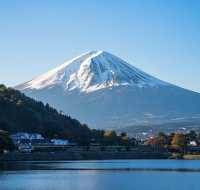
[16, 50, 170, 93]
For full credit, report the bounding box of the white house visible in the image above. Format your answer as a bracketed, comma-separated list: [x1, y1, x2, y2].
[18, 143, 33, 153]
[189, 141, 198, 146]
[51, 139, 69, 145]
[10, 132, 44, 145]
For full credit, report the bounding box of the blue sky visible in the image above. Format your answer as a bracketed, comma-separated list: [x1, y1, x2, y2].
[1, 0, 200, 92]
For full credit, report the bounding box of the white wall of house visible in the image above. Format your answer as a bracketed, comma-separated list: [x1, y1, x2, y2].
[10, 132, 44, 141]
[51, 139, 69, 145]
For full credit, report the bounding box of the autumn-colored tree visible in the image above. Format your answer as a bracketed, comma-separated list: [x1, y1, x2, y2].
[103, 130, 118, 145]
[147, 132, 168, 147]
[171, 133, 186, 151]
[147, 137, 160, 146]
[104, 130, 117, 138]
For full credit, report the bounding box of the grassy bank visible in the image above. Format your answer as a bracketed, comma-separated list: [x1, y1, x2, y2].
[184, 154, 200, 160]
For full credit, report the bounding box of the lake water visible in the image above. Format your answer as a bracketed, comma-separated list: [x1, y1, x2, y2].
[1, 160, 200, 190]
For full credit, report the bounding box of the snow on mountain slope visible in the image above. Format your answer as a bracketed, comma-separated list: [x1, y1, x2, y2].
[15, 51, 200, 132]
[16, 51, 170, 93]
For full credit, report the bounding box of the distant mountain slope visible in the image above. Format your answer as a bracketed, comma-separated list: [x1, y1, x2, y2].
[15, 51, 200, 131]
[0, 85, 91, 141]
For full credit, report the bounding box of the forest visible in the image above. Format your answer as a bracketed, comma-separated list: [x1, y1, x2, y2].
[0, 84, 135, 150]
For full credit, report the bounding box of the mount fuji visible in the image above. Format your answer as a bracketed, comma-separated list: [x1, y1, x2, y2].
[15, 51, 200, 134]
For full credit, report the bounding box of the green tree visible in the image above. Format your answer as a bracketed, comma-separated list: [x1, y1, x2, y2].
[0, 130, 15, 152]
[186, 130, 197, 142]
[0, 84, 7, 92]
[157, 132, 168, 147]
[119, 132, 129, 146]
[120, 132, 127, 138]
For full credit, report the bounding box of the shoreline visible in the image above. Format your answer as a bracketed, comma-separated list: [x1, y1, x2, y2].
[0, 151, 170, 161]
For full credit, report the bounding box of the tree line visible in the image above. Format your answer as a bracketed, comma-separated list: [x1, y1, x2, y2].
[146, 130, 200, 152]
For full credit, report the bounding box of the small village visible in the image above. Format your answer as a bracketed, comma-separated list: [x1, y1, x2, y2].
[9, 132, 138, 153]
[10, 132, 71, 153]
[0, 130, 198, 161]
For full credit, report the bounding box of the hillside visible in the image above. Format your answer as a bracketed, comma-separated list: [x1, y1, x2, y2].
[0, 84, 91, 142]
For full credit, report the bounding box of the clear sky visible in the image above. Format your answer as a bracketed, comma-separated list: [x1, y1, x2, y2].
[1, 0, 200, 92]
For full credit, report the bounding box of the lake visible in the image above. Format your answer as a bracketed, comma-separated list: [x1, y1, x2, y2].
[1, 160, 200, 190]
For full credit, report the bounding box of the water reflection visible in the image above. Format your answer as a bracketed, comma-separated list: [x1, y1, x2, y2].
[2, 160, 200, 172]
[1, 160, 200, 190]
